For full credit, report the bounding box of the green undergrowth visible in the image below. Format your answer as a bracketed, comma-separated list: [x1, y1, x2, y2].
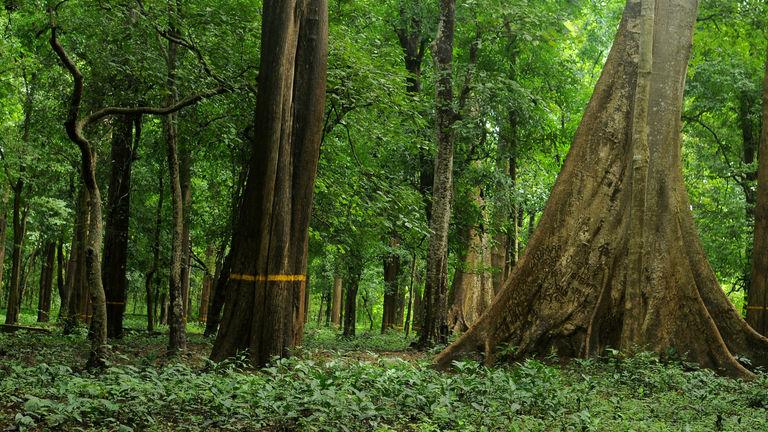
[0, 327, 767, 431]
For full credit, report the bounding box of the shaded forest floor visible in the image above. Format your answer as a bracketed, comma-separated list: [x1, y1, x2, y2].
[0, 312, 767, 431]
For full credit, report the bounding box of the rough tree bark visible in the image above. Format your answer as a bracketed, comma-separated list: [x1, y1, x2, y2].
[447, 187, 494, 333]
[435, 0, 768, 378]
[418, 0, 456, 348]
[164, 0, 187, 352]
[747, 48, 768, 336]
[211, 0, 328, 365]
[331, 275, 342, 327]
[102, 114, 139, 338]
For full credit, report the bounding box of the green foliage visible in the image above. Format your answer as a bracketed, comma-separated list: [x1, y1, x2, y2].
[1, 331, 767, 431]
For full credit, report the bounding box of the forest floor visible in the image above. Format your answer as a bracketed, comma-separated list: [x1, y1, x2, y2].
[0, 311, 767, 431]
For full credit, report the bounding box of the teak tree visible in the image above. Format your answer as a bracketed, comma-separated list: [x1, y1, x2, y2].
[436, 0, 768, 378]
[211, 0, 328, 366]
[747, 48, 768, 335]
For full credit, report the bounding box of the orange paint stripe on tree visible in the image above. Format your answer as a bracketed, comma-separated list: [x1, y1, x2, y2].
[229, 273, 306, 283]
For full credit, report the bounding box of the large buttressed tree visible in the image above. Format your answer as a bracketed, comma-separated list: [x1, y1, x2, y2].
[436, 0, 768, 378]
[211, 0, 328, 366]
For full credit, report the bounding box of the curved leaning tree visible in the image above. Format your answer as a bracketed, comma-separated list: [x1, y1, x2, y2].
[436, 0, 768, 378]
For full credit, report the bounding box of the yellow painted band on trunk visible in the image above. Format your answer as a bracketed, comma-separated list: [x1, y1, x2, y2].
[229, 273, 306, 282]
[747, 306, 767, 311]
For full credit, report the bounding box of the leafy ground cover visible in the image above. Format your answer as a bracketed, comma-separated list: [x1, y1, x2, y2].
[0, 313, 767, 431]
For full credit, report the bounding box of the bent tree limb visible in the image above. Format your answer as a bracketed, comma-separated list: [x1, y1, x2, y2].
[48, 7, 231, 368]
[435, 0, 768, 378]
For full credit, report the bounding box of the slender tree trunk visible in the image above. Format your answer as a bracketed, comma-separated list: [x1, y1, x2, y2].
[437, 0, 768, 378]
[199, 244, 215, 323]
[0, 209, 7, 309]
[159, 292, 168, 325]
[404, 253, 418, 338]
[324, 281, 332, 325]
[55, 241, 64, 320]
[419, 0, 456, 348]
[145, 165, 164, 333]
[19, 245, 37, 308]
[211, 0, 328, 365]
[747, 48, 768, 336]
[180, 150, 192, 318]
[331, 275, 342, 326]
[303, 273, 311, 323]
[63, 187, 89, 332]
[164, 0, 187, 352]
[102, 114, 137, 339]
[492, 111, 518, 293]
[5, 180, 27, 325]
[343, 260, 362, 337]
[316, 283, 326, 324]
[395, 7, 431, 331]
[381, 237, 401, 332]
[36, 242, 55, 322]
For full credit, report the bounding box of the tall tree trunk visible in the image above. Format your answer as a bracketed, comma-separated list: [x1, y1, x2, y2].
[51, 25, 109, 369]
[303, 273, 311, 323]
[159, 292, 168, 325]
[36, 242, 55, 322]
[492, 111, 518, 293]
[447, 187, 494, 332]
[55, 241, 65, 320]
[436, 0, 768, 378]
[63, 187, 89, 332]
[5, 180, 27, 325]
[164, 0, 187, 353]
[0, 209, 7, 309]
[102, 114, 137, 339]
[342, 259, 362, 337]
[330, 275, 342, 327]
[19, 246, 37, 308]
[145, 165, 164, 333]
[418, 0, 456, 348]
[198, 244, 215, 323]
[404, 253, 418, 338]
[180, 150, 192, 318]
[740, 92, 759, 293]
[747, 48, 768, 335]
[381, 237, 401, 332]
[211, 0, 328, 366]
